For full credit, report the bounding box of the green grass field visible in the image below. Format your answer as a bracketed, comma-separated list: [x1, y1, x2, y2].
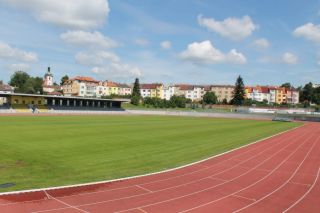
[0, 115, 300, 192]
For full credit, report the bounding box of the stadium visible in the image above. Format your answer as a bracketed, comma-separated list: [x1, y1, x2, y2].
[0, 96, 319, 212]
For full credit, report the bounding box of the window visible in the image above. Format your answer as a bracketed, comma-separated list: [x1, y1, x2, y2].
[38, 100, 41, 104]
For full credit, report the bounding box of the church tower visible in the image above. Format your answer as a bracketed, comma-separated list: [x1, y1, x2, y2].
[44, 67, 53, 86]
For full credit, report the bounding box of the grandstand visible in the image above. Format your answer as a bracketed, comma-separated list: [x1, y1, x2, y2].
[0, 93, 128, 113]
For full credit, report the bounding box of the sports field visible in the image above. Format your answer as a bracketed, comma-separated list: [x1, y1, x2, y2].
[0, 115, 300, 192]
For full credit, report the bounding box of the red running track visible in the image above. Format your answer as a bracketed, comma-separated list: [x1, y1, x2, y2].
[0, 122, 319, 213]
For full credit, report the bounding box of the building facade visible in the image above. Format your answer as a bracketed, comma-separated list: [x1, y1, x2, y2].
[140, 84, 163, 98]
[210, 85, 234, 103]
[63, 76, 99, 97]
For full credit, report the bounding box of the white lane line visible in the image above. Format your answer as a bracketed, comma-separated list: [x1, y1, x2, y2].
[114, 126, 314, 213]
[0, 124, 303, 197]
[136, 185, 153, 193]
[234, 135, 320, 213]
[283, 168, 320, 213]
[31, 191, 89, 213]
[289, 181, 312, 187]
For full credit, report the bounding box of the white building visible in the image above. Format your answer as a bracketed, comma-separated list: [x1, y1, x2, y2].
[176, 85, 205, 101]
[0, 82, 14, 105]
[162, 85, 177, 100]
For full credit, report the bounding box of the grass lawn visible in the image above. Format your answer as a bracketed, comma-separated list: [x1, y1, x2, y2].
[0, 115, 300, 192]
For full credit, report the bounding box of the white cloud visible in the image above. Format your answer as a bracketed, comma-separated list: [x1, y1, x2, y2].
[134, 39, 150, 46]
[197, 15, 258, 40]
[75, 51, 120, 66]
[0, 41, 38, 62]
[226, 49, 247, 64]
[60, 30, 117, 49]
[160, 41, 171, 49]
[179, 40, 246, 65]
[1, 0, 109, 30]
[92, 63, 142, 78]
[282, 52, 298, 64]
[252, 38, 270, 49]
[293, 23, 320, 43]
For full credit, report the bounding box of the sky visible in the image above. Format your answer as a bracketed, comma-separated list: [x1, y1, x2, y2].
[0, 0, 320, 87]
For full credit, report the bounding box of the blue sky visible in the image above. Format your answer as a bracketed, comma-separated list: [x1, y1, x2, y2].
[0, 0, 319, 87]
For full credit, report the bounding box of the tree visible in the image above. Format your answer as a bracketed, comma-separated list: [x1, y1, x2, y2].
[281, 82, 292, 89]
[60, 75, 69, 85]
[202, 92, 217, 105]
[231, 75, 246, 106]
[131, 78, 141, 105]
[9, 71, 30, 93]
[300, 82, 313, 103]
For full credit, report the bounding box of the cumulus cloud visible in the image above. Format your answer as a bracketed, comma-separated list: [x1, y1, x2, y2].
[1, 0, 109, 30]
[252, 38, 270, 49]
[160, 41, 171, 49]
[92, 63, 142, 78]
[282, 52, 298, 64]
[259, 52, 298, 65]
[179, 40, 246, 64]
[293, 23, 320, 43]
[60, 30, 117, 49]
[197, 15, 257, 41]
[0, 41, 38, 62]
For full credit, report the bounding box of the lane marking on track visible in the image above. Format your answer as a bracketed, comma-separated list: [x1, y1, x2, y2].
[233, 135, 320, 213]
[288, 181, 311, 187]
[113, 126, 315, 213]
[138, 208, 148, 213]
[136, 185, 153, 193]
[283, 168, 320, 213]
[31, 191, 89, 213]
[0, 124, 304, 197]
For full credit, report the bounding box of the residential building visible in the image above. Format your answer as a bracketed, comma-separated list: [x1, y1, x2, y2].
[0, 82, 14, 105]
[140, 84, 163, 98]
[63, 76, 99, 97]
[210, 85, 235, 103]
[276, 87, 287, 104]
[286, 89, 299, 104]
[175, 84, 205, 101]
[162, 85, 178, 100]
[105, 81, 119, 96]
[246, 86, 271, 103]
[118, 83, 132, 96]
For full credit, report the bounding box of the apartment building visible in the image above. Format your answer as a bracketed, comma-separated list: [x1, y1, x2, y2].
[210, 85, 235, 103]
[118, 83, 132, 96]
[63, 76, 99, 97]
[162, 85, 178, 100]
[176, 84, 205, 101]
[140, 84, 163, 98]
[0, 82, 14, 105]
[286, 89, 299, 104]
[246, 86, 299, 104]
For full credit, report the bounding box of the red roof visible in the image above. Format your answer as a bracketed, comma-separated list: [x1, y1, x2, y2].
[71, 76, 99, 83]
[105, 81, 118, 87]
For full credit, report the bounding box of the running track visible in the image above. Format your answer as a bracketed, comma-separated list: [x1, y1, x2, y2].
[0, 122, 319, 213]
